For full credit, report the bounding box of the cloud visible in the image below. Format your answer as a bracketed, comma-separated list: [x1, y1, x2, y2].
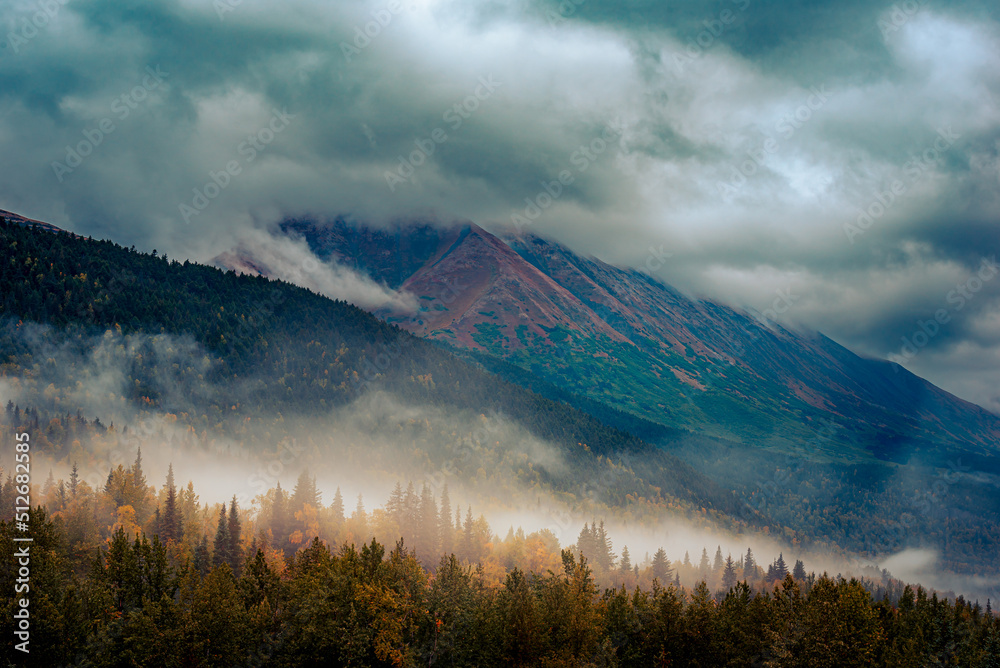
[215, 228, 418, 312]
[0, 0, 998, 409]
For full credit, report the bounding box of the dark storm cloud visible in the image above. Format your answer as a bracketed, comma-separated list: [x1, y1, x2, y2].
[0, 0, 997, 409]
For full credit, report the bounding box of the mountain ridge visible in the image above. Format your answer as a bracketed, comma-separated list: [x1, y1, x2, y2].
[249, 218, 1000, 464]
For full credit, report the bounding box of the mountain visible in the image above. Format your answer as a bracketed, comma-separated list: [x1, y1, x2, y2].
[220, 217, 1000, 575]
[0, 207, 67, 234]
[0, 213, 769, 536]
[265, 218, 1000, 464]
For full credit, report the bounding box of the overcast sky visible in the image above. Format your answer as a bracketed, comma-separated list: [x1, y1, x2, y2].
[1, 0, 998, 411]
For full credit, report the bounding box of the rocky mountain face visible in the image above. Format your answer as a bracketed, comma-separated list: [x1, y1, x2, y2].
[240, 218, 999, 468]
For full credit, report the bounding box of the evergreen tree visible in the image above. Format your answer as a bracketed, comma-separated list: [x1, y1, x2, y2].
[228, 496, 242, 572]
[651, 547, 671, 583]
[331, 487, 345, 525]
[595, 520, 615, 570]
[619, 545, 632, 575]
[698, 547, 711, 581]
[194, 535, 211, 576]
[792, 559, 806, 580]
[416, 483, 439, 560]
[69, 462, 79, 499]
[773, 553, 788, 581]
[744, 547, 757, 579]
[213, 504, 231, 568]
[722, 554, 738, 590]
[577, 523, 596, 562]
[131, 447, 146, 490]
[162, 464, 182, 542]
[713, 545, 724, 573]
[386, 482, 405, 527]
[291, 471, 320, 511]
[461, 506, 476, 563]
[439, 484, 454, 556]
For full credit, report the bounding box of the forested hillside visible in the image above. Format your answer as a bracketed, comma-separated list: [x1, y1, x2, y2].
[0, 217, 768, 533]
[2, 453, 997, 667]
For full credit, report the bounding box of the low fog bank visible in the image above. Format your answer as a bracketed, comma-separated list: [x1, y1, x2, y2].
[213, 227, 417, 312]
[3, 325, 997, 603]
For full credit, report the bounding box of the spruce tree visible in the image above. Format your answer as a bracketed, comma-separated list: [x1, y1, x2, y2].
[722, 555, 738, 590]
[439, 484, 454, 556]
[596, 520, 615, 570]
[620, 545, 632, 574]
[417, 483, 439, 558]
[698, 548, 711, 581]
[651, 547, 671, 583]
[162, 465, 181, 542]
[331, 487, 345, 525]
[744, 547, 757, 579]
[386, 482, 405, 526]
[271, 482, 288, 552]
[773, 553, 788, 580]
[291, 471, 320, 510]
[69, 462, 79, 499]
[228, 496, 242, 572]
[194, 535, 211, 576]
[792, 559, 806, 580]
[212, 504, 231, 568]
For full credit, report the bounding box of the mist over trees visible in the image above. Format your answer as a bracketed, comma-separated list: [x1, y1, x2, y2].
[2, 454, 998, 666]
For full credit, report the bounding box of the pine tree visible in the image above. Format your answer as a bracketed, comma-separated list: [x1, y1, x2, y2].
[713, 545, 724, 572]
[792, 559, 806, 580]
[651, 547, 671, 583]
[194, 535, 211, 576]
[331, 487, 345, 525]
[417, 483, 439, 559]
[43, 470, 55, 499]
[773, 553, 788, 581]
[228, 496, 242, 573]
[619, 545, 632, 575]
[69, 462, 79, 499]
[698, 547, 711, 581]
[352, 494, 368, 538]
[386, 482, 405, 526]
[291, 471, 320, 510]
[722, 554, 738, 590]
[213, 504, 231, 568]
[577, 523, 595, 562]
[131, 448, 146, 489]
[462, 506, 476, 563]
[439, 484, 454, 556]
[744, 547, 757, 579]
[595, 520, 615, 570]
[162, 465, 181, 542]
[271, 482, 288, 552]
